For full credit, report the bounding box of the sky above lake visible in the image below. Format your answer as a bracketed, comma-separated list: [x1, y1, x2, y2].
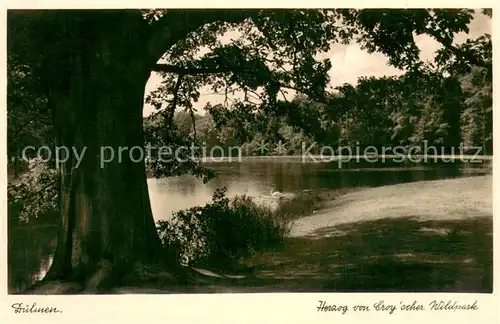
[143, 11, 491, 117]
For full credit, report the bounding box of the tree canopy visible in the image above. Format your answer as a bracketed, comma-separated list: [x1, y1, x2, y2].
[9, 9, 491, 153]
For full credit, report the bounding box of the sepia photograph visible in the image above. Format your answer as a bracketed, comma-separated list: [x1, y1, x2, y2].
[6, 8, 493, 299]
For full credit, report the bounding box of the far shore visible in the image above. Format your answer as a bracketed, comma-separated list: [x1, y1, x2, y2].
[198, 154, 493, 163]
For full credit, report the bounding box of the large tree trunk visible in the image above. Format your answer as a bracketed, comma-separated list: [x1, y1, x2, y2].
[44, 13, 164, 289]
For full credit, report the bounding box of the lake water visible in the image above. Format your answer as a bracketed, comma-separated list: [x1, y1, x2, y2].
[8, 158, 492, 293]
[148, 158, 491, 222]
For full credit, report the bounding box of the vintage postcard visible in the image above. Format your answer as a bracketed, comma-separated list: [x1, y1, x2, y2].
[1, 2, 498, 324]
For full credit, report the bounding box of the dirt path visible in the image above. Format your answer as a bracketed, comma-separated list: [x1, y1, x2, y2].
[291, 175, 492, 238]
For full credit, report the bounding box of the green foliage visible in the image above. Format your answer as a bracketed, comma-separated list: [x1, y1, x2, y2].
[8, 158, 58, 225]
[345, 9, 474, 70]
[191, 64, 491, 156]
[158, 59, 492, 157]
[436, 34, 492, 76]
[143, 9, 485, 156]
[7, 54, 53, 177]
[143, 112, 216, 182]
[156, 188, 291, 269]
[460, 66, 493, 154]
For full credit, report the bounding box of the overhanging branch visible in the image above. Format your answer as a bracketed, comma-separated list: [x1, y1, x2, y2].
[425, 28, 491, 70]
[154, 64, 234, 75]
[147, 10, 259, 61]
[153, 63, 333, 106]
[167, 75, 183, 126]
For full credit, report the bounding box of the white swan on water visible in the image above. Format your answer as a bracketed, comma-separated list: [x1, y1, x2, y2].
[270, 189, 285, 198]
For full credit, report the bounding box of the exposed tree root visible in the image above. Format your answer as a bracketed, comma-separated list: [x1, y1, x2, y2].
[21, 281, 84, 295]
[20, 256, 255, 295]
[83, 260, 117, 293]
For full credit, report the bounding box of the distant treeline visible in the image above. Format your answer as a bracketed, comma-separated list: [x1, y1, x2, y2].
[144, 66, 492, 157]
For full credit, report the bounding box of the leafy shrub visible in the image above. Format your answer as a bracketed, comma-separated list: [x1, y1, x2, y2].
[156, 188, 291, 269]
[8, 157, 58, 225]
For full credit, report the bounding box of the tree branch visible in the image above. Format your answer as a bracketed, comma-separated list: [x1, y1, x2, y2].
[153, 63, 333, 106]
[279, 89, 290, 102]
[147, 10, 258, 61]
[424, 28, 491, 70]
[11, 179, 57, 203]
[11, 117, 37, 140]
[154, 64, 234, 75]
[167, 75, 184, 127]
[188, 108, 197, 141]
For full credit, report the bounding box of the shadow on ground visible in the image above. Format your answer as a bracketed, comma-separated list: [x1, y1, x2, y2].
[231, 216, 493, 293]
[11, 216, 493, 294]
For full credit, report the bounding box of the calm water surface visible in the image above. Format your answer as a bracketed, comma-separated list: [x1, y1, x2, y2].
[149, 158, 490, 221]
[9, 158, 491, 293]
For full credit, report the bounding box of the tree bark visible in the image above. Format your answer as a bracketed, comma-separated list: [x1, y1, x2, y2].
[481, 105, 487, 156]
[14, 144, 20, 178]
[44, 13, 164, 288]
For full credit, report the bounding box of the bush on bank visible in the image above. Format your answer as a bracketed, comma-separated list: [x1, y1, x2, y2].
[156, 188, 293, 270]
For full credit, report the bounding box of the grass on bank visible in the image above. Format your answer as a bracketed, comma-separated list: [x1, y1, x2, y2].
[114, 215, 492, 294]
[237, 215, 493, 293]
[291, 175, 492, 237]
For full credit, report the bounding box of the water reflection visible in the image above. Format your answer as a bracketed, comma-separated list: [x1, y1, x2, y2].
[8, 159, 491, 293]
